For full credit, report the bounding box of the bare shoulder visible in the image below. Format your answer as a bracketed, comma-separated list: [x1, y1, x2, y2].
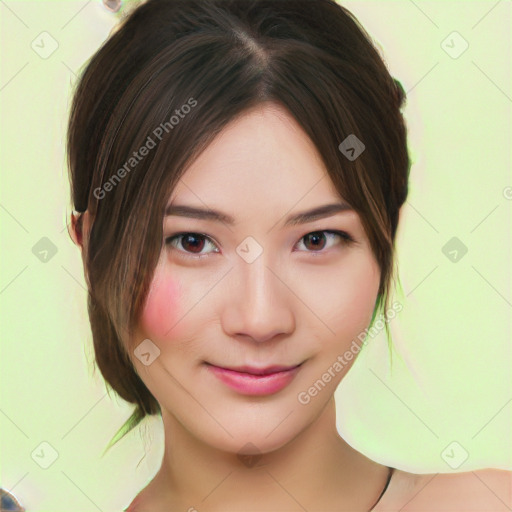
[374, 467, 512, 512]
[123, 493, 141, 512]
[123, 482, 179, 512]
[123, 486, 154, 512]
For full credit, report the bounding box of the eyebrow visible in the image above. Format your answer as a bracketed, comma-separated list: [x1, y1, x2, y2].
[164, 201, 353, 227]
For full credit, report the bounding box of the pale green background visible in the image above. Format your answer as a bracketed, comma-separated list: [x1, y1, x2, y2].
[0, 1, 510, 510]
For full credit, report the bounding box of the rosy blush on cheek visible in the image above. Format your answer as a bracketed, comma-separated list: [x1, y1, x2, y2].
[140, 272, 183, 341]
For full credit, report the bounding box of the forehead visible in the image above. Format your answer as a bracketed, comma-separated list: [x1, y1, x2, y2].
[168, 103, 343, 211]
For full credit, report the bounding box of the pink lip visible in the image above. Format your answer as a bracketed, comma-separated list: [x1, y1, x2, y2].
[205, 363, 302, 396]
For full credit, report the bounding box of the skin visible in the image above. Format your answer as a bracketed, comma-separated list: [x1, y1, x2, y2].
[70, 102, 512, 511]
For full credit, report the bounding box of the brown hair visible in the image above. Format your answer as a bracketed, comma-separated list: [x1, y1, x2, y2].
[66, 0, 410, 451]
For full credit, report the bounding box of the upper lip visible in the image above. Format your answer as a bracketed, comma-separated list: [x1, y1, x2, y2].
[206, 363, 302, 376]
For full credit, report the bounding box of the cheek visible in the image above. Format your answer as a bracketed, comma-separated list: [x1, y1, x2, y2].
[140, 271, 183, 341]
[327, 253, 380, 321]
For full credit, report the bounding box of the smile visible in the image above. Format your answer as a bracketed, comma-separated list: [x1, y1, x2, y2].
[204, 362, 303, 396]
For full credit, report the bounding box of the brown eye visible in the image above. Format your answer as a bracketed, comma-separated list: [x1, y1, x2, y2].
[302, 232, 327, 251]
[180, 234, 206, 253]
[295, 230, 354, 253]
[165, 232, 219, 258]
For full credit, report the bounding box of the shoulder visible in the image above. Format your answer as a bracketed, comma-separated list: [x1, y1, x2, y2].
[124, 492, 147, 512]
[374, 467, 512, 511]
[123, 495, 140, 512]
[123, 483, 174, 512]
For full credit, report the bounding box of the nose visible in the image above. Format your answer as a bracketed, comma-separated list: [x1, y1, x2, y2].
[221, 255, 295, 343]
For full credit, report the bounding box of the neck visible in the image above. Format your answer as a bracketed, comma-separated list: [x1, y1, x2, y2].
[145, 397, 390, 511]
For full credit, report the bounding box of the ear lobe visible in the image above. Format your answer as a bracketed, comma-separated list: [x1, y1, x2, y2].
[69, 210, 84, 247]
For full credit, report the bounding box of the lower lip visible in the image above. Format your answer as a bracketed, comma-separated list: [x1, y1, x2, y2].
[205, 364, 301, 396]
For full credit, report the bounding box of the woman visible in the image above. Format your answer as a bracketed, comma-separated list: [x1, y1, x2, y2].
[67, 0, 511, 510]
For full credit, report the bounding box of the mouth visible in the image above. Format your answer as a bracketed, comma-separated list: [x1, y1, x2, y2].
[204, 362, 304, 396]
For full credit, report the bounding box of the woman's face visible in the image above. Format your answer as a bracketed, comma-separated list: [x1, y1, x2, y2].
[131, 102, 381, 454]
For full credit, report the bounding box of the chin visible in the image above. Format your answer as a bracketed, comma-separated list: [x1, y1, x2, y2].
[183, 394, 323, 459]
[202, 423, 302, 457]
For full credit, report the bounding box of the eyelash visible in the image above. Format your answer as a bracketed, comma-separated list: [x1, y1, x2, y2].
[164, 230, 355, 260]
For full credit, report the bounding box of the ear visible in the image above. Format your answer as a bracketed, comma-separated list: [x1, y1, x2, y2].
[69, 210, 92, 249]
[69, 211, 82, 246]
[69, 210, 93, 290]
